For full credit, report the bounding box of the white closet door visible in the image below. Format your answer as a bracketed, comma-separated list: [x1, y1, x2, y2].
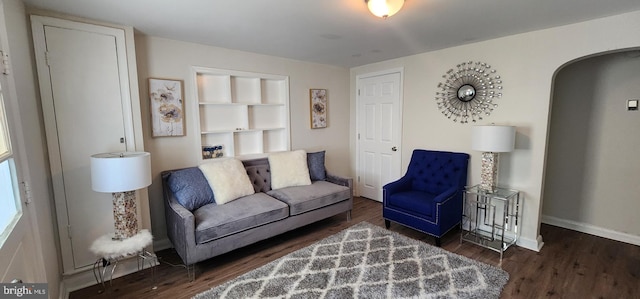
[33, 17, 133, 272]
[357, 71, 403, 202]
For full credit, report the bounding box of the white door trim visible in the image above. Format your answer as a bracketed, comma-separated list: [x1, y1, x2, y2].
[0, 2, 46, 284]
[30, 16, 136, 274]
[355, 68, 404, 200]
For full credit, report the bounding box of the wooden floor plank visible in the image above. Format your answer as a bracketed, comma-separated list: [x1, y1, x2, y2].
[70, 197, 640, 299]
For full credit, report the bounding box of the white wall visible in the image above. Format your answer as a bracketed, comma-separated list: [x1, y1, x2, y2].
[134, 36, 350, 248]
[350, 10, 640, 251]
[2, 0, 60, 297]
[543, 52, 640, 244]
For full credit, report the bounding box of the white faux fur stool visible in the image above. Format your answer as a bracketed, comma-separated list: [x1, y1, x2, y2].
[90, 229, 156, 293]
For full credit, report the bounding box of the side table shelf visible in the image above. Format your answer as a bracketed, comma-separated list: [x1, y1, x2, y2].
[461, 185, 522, 260]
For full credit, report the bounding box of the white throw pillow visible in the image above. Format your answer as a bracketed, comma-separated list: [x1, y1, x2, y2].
[199, 158, 255, 204]
[269, 150, 312, 190]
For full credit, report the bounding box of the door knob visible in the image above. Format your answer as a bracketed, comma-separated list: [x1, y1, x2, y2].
[391, 146, 397, 152]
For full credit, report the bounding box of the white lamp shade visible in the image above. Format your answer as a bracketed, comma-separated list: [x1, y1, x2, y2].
[90, 152, 151, 192]
[367, 0, 404, 18]
[471, 125, 516, 152]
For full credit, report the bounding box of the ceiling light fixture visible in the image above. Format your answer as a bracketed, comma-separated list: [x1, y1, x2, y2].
[365, 0, 404, 19]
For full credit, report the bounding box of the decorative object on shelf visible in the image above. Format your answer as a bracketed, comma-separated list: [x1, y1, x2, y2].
[202, 145, 224, 159]
[435, 61, 503, 123]
[365, 0, 404, 19]
[149, 78, 185, 137]
[90, 152, 152, 240]
[310, 88, 327, 129]
[471, 125, 515, 193]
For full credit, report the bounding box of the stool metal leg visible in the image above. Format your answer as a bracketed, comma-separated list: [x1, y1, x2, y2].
[93, 258, 107, 294]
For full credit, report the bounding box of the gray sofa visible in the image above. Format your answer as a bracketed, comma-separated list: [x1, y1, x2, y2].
[161, 156, 353, 279]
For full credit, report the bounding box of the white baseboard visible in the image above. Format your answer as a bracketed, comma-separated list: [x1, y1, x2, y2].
[516, 234, 544, 252]
[542, 215, 640, 246]
[153, 237, 172, 251]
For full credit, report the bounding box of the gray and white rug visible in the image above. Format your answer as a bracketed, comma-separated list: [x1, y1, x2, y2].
[194, 222, 509, 299]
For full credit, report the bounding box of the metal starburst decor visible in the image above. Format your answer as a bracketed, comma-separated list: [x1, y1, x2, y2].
[435, 61, 503, 123]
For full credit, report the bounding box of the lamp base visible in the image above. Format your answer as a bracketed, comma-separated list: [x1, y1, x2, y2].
[480, 152, 499, 193]
[112, 191, 138, 240]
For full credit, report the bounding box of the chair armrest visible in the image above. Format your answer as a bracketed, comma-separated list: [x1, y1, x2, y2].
[432, 187, 458, 203]
[383, 175, 413, 196]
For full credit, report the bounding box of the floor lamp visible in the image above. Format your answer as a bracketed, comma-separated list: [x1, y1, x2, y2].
[471, 125, 515, 193]
[90, 152, 151, 240]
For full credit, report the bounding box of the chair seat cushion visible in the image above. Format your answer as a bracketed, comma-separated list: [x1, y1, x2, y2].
[193, 193, 288, 244]
[386, 190, 436, 219]
[267, 181, 350, 215]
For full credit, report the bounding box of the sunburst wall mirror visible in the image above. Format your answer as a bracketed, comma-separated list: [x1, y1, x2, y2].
[435, 61, 503, 123]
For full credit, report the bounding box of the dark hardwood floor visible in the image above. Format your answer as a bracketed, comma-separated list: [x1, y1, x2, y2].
[71, 197, 640, 299]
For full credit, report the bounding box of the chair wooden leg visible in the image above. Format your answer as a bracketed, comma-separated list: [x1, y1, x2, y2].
[435, 237, 442, 247]
[384, 220, 390, 229]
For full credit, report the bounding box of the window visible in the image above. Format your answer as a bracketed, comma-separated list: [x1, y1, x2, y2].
[0, 78, 21, 246]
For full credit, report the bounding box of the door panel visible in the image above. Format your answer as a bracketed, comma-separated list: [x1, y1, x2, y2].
[357, 72, 402, 201]
[44, 26, 126, 269]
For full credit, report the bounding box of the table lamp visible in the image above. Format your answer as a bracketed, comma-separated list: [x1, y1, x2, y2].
[90, 152, 151, 240]
[471, 125, 515, 193]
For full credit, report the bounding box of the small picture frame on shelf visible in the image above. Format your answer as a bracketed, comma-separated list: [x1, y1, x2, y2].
[310, 88, 327, 129]
[202, 145, 224, 159]
[149, 78, 185, 137]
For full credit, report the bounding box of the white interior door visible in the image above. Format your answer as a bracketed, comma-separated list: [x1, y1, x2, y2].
[0, 5, 43, 284]
[357, 71, 403, 202]
[32, 17, 134, 272]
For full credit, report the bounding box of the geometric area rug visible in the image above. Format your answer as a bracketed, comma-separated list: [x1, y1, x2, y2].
[193, 222, 509, 299]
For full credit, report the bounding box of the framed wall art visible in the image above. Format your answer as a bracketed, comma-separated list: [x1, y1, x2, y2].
[149, 78, 185, 137]
[310, 88, 327, 129]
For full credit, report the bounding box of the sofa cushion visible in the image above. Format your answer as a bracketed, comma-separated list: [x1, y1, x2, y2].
[267, 181, 350, 215]
[199, 158, 255, 204]
[193, 193, 289, 244]
[166, 167, 215, 211]
[307, 150, 326, 181]
[269, 150, 311, 189]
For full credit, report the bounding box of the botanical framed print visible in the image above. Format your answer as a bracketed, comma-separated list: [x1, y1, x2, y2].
[310, 88, 327, 129]
[149, 78, 185, 137]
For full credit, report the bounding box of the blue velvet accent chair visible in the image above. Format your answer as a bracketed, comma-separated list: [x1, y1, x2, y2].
[383, 149, 469, 246]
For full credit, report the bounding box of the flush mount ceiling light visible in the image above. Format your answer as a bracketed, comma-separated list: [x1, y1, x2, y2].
[365, 0, 405, 19]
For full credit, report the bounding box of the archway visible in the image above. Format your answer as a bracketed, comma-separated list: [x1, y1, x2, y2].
[541, 49, 640, 246]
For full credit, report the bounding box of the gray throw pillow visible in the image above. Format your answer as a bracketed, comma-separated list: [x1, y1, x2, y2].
[167, 167, 215, 211]
[307, 151, 327, 181]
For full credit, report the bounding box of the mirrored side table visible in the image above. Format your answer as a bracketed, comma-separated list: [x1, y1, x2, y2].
[461, 185, 522, 260]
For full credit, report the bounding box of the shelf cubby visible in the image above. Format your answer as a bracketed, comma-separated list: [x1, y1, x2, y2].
[248, 105, 285, 130]
[192, 66, 290, 160]
[197, 73, 231, 103]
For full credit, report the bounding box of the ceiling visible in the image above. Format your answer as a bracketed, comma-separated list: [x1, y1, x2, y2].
[22, 0, 640, 68]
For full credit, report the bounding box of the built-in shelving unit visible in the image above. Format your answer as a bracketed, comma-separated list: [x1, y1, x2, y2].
[192, 67, 290, 160]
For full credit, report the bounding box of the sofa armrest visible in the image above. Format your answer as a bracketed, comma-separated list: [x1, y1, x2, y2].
[326, 172, 353, 198]
[162, 171, 197, 265]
